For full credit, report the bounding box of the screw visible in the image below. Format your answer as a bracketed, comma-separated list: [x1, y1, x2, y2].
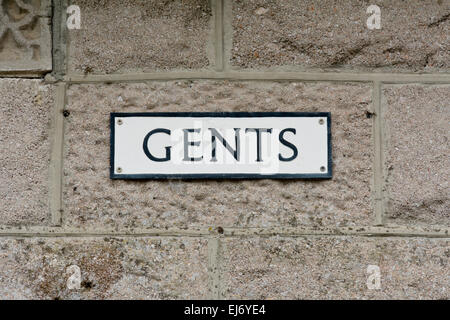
[116, 167, 122, 173]
[117, 119, 123, 125]
[320, 166, 326, 172]
[319, 118, 325, 125]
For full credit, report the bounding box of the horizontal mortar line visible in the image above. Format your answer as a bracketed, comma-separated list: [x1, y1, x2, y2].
[0, 74, 47, 79]
[0, 226, 210, 237]
[224, 226, 450, 239]
[0, 226, 447, 239]
[62, 71, 450, 84]
[0, 230, 210, 238]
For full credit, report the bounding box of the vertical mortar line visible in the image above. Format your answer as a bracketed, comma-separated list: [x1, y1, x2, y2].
[373, 80, 384, 226]
[49, 82, 66, 226]
[51, 0, 59, 78]
[62, 0, 69, 76]
[208, 236, 222, 299]
[51, 0, 68, 80]
[222, 0, 233, 71]
[214, 0, 224, 71]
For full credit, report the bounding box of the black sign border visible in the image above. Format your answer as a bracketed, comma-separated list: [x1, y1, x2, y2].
[110, 112, 332, 180]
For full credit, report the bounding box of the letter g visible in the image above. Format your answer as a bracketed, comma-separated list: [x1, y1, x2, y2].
[143, 128, 171, 162]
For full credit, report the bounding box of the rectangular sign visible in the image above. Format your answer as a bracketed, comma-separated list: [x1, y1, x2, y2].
[110, 112, 332, 179]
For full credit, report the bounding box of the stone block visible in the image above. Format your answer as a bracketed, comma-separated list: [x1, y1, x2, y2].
[0, 237, 209, 299]
[0, 79, 54, 225]
[383, 85, 450, 226]
[67, 0, 213, 74]
[222, 236, 450, 299]
[64, 81, 373, 229]
[0, 0, 52, 74]
[230, 0, 449, 71]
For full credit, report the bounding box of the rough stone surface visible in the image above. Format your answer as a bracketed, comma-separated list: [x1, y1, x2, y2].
[231, 0, 450, 71]
[0, 0, 52, 73]
[383, 85, 450, 226]
[223, 237, 450, 299]
[0, 237, 208, 299]
[68, 0, 212, 74]
[0, 79, 53, 225]
[64, 81, 373, 229]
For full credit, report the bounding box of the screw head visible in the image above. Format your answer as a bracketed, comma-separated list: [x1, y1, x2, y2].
[319, 118, 325, 125]
[320, 166, 326, 172]
[117, 119, 123, 125]
[116, 167, 122, 173]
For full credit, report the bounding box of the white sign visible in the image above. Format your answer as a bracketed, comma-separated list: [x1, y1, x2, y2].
[110, 112, 331, 179]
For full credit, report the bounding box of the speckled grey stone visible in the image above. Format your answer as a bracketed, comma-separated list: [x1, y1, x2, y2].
[231, 0, 449, 72]
[383, 85, 450, 226]
[0, 237, 209, 299]
[64, 81, 373, 229]
[222, 236, 450, 299]
[67, 0, 213, 74]
[0, 79, 54, 225]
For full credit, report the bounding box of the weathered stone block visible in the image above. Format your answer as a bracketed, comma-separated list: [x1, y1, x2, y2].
[0, 237, 209, 299]
[64, 81, 373, 229]
[67, 0, 213, 74]
[222, 237, 450, 299]
[0, 79, 54, 225]
[383, 85, 450, 226]
[0, 0, 52, 74]
[230, 0, 449, 71]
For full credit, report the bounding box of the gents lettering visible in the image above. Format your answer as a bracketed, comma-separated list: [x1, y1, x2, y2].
[142, 128, 171, 162]
[183, 128, 203, 162]
[245, 128, 272, 162]
[209, 128, 241, 161]
[278, 128, 298, 161]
